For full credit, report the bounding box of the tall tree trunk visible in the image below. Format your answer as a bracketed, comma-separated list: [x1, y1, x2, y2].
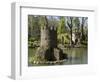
[67, 17, 73, 46]
[70, 27, 73, 46]
[29, 16, 33, 37]
[81, 23, 84, 40]
[81, 17, 85, 41]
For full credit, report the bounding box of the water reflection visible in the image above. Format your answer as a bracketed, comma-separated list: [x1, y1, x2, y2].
[28, 48, 87, 66]
[63, 48, 87, 65]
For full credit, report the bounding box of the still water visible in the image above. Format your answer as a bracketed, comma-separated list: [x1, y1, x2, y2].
[63, 48, 87, 65]
[28, 48, 87, 66]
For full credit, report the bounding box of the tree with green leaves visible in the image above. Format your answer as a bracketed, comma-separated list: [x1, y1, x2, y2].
[66, 17, 74, 46]
[73, 17, 80, 32]
[57, 17, 68, 45]
[28, 15, 40, 39]
[57, 17, 66, 34]
[80, 17, 88, 41]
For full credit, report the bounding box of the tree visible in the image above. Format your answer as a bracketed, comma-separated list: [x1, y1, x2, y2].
[80, 17, 88, 41]
[73, 17, 80, 32]
[57, 17, 68, 45]
[28, 15, 34, 38]
[66, 17, 73, 46]
[57, 17, 66, 34]
[28, 15, 40, 39]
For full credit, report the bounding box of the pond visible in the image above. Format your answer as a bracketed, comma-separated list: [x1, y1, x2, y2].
[63, 48, 87, 65]
[28, 47, 88, 66]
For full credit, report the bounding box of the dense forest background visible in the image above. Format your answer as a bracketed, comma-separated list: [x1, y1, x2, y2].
[28, 15, 88, 49]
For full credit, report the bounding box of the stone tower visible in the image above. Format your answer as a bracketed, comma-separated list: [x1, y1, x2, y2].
[34, 16, 67, 63]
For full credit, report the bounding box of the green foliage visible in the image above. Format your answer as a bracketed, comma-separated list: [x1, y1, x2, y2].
[73, 17, 80, 33]
[57, 17, 70, 45]
[73, 17, 80, 28]
[58, 33, 70, 44]
[28, 15, 39, 30]
[28, 37, 40, 48]
[28, 41, 40, 48]
[39, 16, 48, 29]
[28, 15, 88, 48]
[57, 17, 66, 34]
[29, 37, 36, 42]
